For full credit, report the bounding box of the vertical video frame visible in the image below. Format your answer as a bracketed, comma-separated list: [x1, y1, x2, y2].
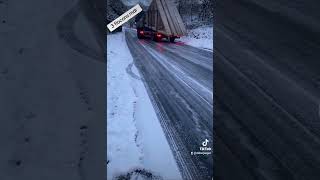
[107, 0, 213, 179]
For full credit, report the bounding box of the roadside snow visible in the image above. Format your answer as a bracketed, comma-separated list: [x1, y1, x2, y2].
[178, 26, 213, 51]
[107, 32, 182, 180]
[107, 32, 141, 179]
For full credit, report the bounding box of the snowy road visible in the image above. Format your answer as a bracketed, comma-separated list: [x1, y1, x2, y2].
[125, 30, 213, 180]
[215, 0, 320, 179]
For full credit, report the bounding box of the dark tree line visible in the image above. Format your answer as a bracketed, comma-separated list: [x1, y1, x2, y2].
[107, 0, 127, 22]
[175, 0, 213, 27]
[107, 0, 129, 33]
[107, 0, 213, 31]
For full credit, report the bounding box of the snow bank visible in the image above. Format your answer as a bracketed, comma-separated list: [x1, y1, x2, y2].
[178, 26, 213, 51]
[107, 32, 142, 179]
[107, 32, 182, 180]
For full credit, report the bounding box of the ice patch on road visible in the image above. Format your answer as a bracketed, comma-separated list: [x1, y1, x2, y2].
[107, 32, 182, 180]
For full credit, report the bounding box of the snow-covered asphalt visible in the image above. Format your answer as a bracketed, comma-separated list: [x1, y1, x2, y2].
[125, 30, 213, 180]
[215, 0, 320, 179]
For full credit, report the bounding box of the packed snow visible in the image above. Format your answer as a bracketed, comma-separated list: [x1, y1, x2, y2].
[178, 26, 213, 51]
[107, 32, 182, 180]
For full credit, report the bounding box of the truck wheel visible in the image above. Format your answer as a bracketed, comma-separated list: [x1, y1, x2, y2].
[153, 35, 159, 42]
[169, 37, 175, 43]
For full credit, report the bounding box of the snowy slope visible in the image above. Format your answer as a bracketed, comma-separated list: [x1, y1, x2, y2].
[107, 31, 182, 180]
[178, 26, 213, 51]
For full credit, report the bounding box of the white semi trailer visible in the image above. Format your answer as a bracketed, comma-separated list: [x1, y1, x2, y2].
[136, 0, 186, 42]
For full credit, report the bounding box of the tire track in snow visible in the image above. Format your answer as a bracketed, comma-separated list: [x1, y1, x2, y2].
[56, 0, 104, 63]
[126, 62, 144, 81]
[131, 88, 144, 164]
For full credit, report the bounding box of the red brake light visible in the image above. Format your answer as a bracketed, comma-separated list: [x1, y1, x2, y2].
[156, 34, 162, 37]
[139, 31, 144, 34]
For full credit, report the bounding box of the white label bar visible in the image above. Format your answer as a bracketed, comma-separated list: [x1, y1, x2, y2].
[107, 4, 142, 32]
